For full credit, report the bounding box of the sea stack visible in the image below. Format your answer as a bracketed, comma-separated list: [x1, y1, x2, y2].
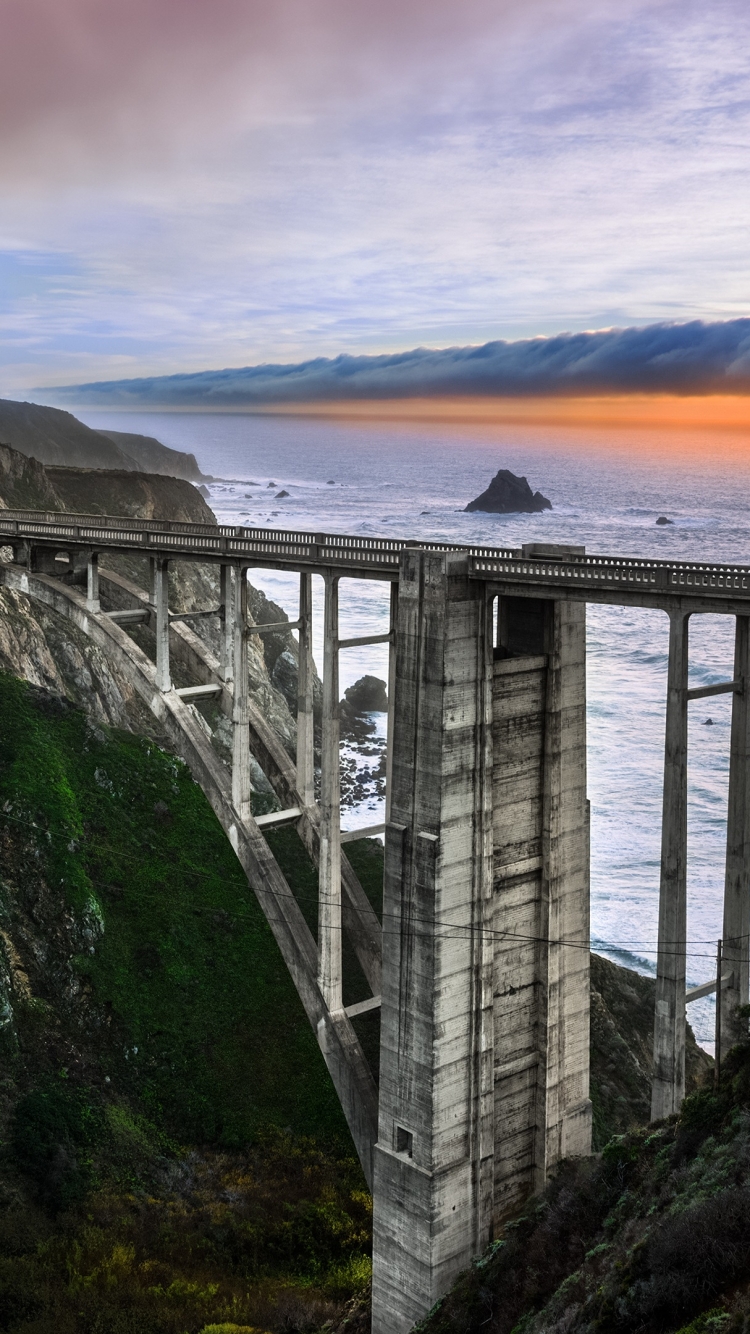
[465, 468, 552, 514]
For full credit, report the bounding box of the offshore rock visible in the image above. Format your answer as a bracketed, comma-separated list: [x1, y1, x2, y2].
[465, 468, 552, 514]
[344, 675, 388, 713]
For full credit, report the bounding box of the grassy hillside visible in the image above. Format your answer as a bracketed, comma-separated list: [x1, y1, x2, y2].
[0, 673, 375, 1333]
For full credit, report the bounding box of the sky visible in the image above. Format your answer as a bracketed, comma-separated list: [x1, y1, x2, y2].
[2, 0, 750, 400]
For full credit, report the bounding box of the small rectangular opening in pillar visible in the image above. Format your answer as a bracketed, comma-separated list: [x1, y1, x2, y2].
[395, 1126, 413, 1157]
[496, 597, 549, 658]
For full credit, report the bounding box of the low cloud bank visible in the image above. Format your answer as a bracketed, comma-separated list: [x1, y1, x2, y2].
[42, 319, 750, 407]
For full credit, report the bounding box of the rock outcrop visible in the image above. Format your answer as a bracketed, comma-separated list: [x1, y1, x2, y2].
[343, 675, 388, 713]
[0, 442, 65, 511]
[465, 468, 552, 514]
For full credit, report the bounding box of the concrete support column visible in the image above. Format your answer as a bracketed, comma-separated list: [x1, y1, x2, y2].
[652, 609, 690, 1121]
[372, 550, 495, 1334]
[538, 600, 591, 1182]
[153, 557, 171, 693]
[219, 563, 234, 683]
[721, 616, 750, 1052]
[86, 553, 100, 613]
[319, 573, 343, 1013]
[297, 572, 315, 808]
[385, 581, 398, 824]
[232, 566, 252, 823]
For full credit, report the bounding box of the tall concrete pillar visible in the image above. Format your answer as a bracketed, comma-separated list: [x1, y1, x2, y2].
[385, 581, 398, 824]
[153, 557, 171, 693]
[86, 553, 100, 614]
[232, 566, 252, 823]
[721, 615, 750, 1053]
[319, 573, 343, 1013]
[539, 600, 591, 1179]
[372, 550, 495, 1334]
[652, 609, 690, 1121]
[491, 587, 590, 1219]
[297, 572, 315, 808]
[220, 563, 234, 683]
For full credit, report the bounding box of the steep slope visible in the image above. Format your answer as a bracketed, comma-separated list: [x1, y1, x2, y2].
[591, 952, 712, 1146]
[0, 675, 374, 1333]
[45, 465, 214, 523]
[98, 427, 204, 479]
[0, 398, 202, 480]
[419, 1044, 750, 1334]
[0, 442, 65, 511]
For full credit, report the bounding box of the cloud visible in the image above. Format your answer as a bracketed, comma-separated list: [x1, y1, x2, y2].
[40, 320, 750, 406]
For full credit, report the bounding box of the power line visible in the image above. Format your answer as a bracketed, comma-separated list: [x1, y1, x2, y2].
[0, 807, 738, 963]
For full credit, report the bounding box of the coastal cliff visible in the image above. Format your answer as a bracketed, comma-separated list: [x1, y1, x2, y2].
[0, 442, 304, 771]
[0, 398, 203, 480]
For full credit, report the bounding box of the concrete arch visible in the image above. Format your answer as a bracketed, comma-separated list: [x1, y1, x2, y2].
[0, 559, 380, 1184]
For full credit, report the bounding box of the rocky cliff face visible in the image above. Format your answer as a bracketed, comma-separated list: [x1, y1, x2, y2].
[0, 397, 202, 480]
[0, 442, 64, 511]
[0, 441, 305, 781]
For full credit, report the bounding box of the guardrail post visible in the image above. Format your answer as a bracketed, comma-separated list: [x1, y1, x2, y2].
[297, 572, 315, 807]
[219, 563, 234, 683]
[153, 557, 171, 692]
[319, 572, 342, 1012]
[721, 615, 750, 1054]
[232, 567, 252, 823]
[652, 609, 690, 1120]
[86, 553, 100, 613]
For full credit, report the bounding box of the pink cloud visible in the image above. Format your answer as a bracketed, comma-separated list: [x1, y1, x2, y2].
[0, 0, 585, 179]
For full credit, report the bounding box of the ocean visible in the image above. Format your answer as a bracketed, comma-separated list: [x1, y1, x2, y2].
[78, 407, 750, 1049]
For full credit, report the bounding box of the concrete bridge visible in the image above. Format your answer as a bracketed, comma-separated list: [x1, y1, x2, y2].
[1, 508, 749, 1334]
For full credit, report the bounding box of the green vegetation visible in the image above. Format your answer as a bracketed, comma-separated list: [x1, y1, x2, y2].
[0, 673, 376, 1331]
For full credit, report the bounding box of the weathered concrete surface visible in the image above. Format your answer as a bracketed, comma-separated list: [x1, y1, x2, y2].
[721, 615, 750, 1055]
[652, 610, 689, 1120]
[372, 555, 591, 1334]
[372, 550, 495, 1334]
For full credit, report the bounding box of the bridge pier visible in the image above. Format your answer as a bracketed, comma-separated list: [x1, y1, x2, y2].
[219, 563, 234, 683]
[230, 566, 252, 823]
[297, 572, 315, 809]
[149, 556, 172, 693]
[652, 610, 689, 1121]
[372, 549, 495, 1334]
[86, 553, 100, 614]
[319, 572, 343, 1012]
[721, 615, 750, 1055]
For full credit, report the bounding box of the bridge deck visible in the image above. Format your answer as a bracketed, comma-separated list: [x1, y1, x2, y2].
[2, 508, 750, 608]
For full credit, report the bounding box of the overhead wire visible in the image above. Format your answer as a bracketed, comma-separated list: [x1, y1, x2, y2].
[0, 806, 741, 962]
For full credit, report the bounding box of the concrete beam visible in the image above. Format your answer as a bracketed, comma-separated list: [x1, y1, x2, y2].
[687, 679, 742, 700]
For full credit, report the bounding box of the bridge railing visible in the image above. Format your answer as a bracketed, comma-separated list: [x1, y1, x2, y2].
[471, 551, 750, 597]
[0, 508, 520, 570]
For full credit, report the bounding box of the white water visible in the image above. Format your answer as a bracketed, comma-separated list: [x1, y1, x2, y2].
[79, 408, 750, 1048]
